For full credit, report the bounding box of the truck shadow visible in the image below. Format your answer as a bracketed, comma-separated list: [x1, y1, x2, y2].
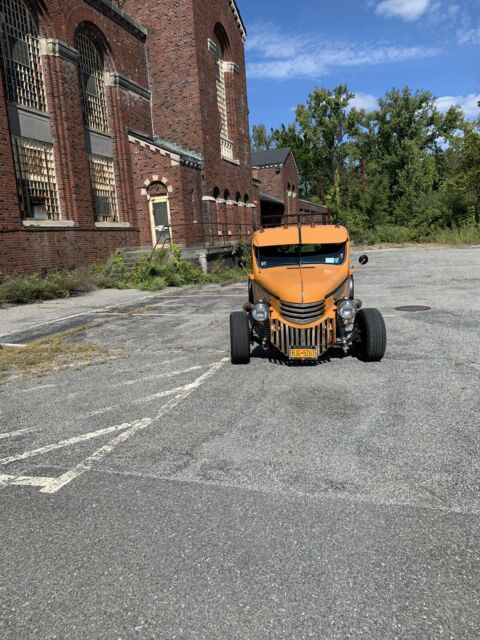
[250, 345, 352, 366]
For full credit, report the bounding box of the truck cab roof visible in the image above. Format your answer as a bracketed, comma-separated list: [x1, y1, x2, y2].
[252, 225, 350, 247]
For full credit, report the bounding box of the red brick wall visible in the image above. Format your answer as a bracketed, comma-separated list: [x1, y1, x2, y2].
[0, 0, 151, 274]
[124, 0, 253, 200]
[0, 65, 22, 234]
[128, 138, 204, 247]
[0, 0, 258, 275]
[252, 152, 300, 215]
[0, 228, 139, 275]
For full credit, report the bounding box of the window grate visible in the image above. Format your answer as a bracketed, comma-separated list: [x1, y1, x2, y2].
[0, 0, 46, 111]
[76, 33, 109, 133]
[89, 155, 118, 221]
[12, 137, 60, 219]
[216, 59, 228, 140]
[213, 38, 229, 141]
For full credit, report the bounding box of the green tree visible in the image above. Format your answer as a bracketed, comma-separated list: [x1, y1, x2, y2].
[251, 124, 272, 152]
[441, 124, 480, 225]
[370, 87, 463, 227]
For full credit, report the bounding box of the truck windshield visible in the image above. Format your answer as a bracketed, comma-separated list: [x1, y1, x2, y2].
[256, 243, 346, 269]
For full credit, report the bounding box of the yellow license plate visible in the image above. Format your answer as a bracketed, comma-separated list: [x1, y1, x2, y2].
[290, 348, 317, 359]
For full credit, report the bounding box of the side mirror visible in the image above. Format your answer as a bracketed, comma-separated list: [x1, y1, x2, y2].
[238, 259, 247, 269]
[359, 255, 369, 266]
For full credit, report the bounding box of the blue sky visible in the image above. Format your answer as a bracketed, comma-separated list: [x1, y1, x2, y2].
[238, 0, 480, 130]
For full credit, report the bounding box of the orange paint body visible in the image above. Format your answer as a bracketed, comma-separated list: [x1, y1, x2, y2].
[249, 224, 353, 357]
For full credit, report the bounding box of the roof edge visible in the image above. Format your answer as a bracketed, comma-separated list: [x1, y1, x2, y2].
[229, 0, 247, 41]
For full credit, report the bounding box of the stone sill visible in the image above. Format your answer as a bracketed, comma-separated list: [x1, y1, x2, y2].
[22, 219, 77, 228]
[221, 156, 241, 166]
[95, 221, 131, 229]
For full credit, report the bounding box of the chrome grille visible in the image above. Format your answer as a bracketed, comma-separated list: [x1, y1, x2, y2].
[271, 318, 335, 357]
[280, 300, 325, 325]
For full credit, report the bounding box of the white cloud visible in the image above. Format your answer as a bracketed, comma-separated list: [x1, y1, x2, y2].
[246, 24, 440, 80]
[435, 94, 480, 118]
[375, 0, 432, 21]
[457, 23, 480, 45]
[349, 93, 379, 112]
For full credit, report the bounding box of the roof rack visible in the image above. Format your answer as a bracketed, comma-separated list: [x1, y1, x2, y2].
[258, 211, 333, 231]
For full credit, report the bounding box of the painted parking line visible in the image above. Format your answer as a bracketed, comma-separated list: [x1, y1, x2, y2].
[0, 474, 55, 488]
[0, 358, 228, 495]
[109, 365, 203, 389]
[68, 366, 204, 403]
[0, 343, 28, 348]
[0, 292, 162, 341]
[0, 427, 38, 441]
[41, 358, 228, 494]
[0, 422, 135, 465]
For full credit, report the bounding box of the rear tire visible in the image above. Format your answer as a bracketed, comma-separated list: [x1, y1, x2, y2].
[354, 308, 387, 362]
[230, 311, 251, 364]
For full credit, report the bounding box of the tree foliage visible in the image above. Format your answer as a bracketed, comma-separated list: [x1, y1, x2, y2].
[253, 85, 479, 241]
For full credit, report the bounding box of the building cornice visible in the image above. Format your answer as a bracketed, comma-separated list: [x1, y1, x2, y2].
[128, 130, 202, 169]
[228, 0, 247, 42]
[40, 39, 79, 64]
[105, 72, 151, 101]
[84, 0, 147, 40]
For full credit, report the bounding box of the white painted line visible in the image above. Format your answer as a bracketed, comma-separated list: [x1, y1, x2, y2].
[95, 312, 214, 318]
[22, 384, 56, 392]
[0, 343, 28, 348]
[133, 384, 192, 404]
[83, 407, 116, 418]
[70, 366, 204, 402]
[128, 313, 215, 317]
[151, 295, 243, 302]
[0, 293, 161, 341]
[0, 422, 135, 466]
[110, 365, 202, 389]
[41, 358, 228, 494]
[0, 474, 54, 488]
[0, 427, 38, 441]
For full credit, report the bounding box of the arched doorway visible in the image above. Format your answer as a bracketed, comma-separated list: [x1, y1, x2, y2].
[148, 182, 171, 247]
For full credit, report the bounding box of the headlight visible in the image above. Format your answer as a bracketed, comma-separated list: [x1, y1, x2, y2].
[251, 302, 270, 322]
[337, 299, 358, 321]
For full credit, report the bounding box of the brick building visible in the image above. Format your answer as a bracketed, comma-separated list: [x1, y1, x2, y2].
[252, 148, 332, 228]
[0, 0, 259, 274]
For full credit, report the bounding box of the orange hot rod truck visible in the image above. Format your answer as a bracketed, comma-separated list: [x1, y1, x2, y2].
[230, 222, 387, 364]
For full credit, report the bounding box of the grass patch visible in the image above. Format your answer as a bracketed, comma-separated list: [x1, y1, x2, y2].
[92, 247, 244, 291]
[0, 336, 106, 382]
[0, 269, 96, 306]
[351, 223, 480, 246]
[1, 246, 246, 307]
[0, 318, 120, 382]
[426, 224, 480, 245]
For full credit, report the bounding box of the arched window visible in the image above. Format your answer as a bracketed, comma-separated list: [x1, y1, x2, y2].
[244, 194, 249, 204]
[76, 32, 109, 133]
[213, 25, 233, 161]
[0, 0, 46, 111]
[223, 189, 230, 201]
[213, 35, 227, 139]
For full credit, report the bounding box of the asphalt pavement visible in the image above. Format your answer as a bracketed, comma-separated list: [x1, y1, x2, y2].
[1, 247, 479, 639]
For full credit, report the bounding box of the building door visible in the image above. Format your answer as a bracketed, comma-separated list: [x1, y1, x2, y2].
[150, 196, 171, 248]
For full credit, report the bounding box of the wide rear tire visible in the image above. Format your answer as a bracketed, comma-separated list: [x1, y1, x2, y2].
[354, 308, 387, 362]
[230, 311, 251, 364]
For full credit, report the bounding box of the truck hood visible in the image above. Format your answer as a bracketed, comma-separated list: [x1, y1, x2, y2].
[257, 266, 348, 304]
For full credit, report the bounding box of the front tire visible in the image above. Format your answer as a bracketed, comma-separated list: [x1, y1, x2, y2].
[230, 311, 251, 364]
[354, 308, 387, 362]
